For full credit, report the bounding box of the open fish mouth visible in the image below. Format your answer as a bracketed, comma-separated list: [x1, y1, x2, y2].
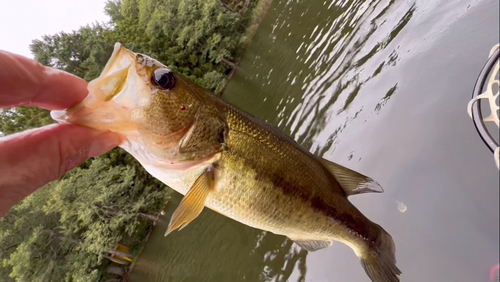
[51, 43, 149, 132]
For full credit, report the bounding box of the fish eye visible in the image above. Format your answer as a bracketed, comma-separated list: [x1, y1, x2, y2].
[152, 68, 176, 90]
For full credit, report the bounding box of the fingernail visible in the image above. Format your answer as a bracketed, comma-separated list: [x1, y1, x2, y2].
[88, 132, 122, 158]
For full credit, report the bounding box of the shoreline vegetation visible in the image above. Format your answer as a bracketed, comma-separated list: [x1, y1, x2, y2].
[0, 0, 273, 281]
[223, 0, 274, 90]
[121, 200, 169, 282]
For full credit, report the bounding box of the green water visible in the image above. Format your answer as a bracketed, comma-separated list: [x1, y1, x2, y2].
[129, 0, 499, 281]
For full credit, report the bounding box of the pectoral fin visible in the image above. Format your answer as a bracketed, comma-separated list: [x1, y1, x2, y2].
[318, 157, 383, 196]
[165, 167, 214, 236]
[293, 239, 332, 252]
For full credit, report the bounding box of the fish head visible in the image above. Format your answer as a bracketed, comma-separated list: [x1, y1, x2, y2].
[51, 43, 208, 161]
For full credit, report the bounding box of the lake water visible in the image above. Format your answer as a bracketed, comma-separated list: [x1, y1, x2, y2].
[129, 0, 500, 281]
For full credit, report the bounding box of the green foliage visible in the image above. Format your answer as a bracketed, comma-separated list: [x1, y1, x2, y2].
[0, 153, 169, 282]
[27, 0, 259, 95]
[0, 107, 53, 136]
[204, 70, 228, 94]
[30, 23, 116, 82]
[0, 0, 265, 280]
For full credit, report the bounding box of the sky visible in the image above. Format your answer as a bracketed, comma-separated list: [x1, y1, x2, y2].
[0, 0, 110, 59]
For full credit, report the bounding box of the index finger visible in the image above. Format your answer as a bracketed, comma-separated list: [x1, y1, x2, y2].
[0, 50, 89, 110]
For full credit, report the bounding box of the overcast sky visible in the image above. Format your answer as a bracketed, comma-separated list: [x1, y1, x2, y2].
[0, 0, 110, 58]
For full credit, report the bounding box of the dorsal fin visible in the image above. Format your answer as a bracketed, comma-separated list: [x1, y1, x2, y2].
[317, 157, 384, 196]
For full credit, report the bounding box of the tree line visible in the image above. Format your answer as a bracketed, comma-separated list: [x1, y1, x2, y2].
[0, 0, 262, 281]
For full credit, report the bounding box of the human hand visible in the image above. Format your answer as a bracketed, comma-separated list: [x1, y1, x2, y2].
[0, 50, 121, 217]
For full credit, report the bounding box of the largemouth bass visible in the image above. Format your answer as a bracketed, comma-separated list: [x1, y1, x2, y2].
[51, 43, 401, 282]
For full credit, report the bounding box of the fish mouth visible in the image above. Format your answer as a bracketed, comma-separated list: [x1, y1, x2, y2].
[50, 102, 136, 132]
[100, 43, 136, 80]
[51, 43, 143, 132]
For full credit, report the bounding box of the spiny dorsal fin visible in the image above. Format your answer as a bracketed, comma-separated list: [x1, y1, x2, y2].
[293, 239, 332, 252]
[318, 157, 383, 196]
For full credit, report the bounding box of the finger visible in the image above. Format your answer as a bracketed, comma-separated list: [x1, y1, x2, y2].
[0, 124, 121, 217]
[0, 50, 88, 110]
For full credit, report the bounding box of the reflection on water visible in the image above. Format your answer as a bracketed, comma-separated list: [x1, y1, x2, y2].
[130, 0, 499, 281]
[224, 0, 417, 155]
[129, 193, 308, 282]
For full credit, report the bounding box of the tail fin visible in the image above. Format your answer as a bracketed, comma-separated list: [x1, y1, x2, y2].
[359, 228, 401, 282]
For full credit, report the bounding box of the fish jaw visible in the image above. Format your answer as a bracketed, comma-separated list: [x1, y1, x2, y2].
[51, 43, 153, 133]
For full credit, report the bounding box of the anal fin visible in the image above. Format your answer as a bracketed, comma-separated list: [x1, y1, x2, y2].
[293, 239, 332, 252]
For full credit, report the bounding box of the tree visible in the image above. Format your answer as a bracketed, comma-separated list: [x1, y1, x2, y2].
[114, 0, 248, 94]
[1, 0, 263, 280]
[0, 107, 52, 136]
[0, 155, 169, 281]
[30, 23, 116, 82]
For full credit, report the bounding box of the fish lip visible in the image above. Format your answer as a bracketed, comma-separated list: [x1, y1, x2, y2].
[98, 42, 137, 78]
[106, 43, 128, 70]
[50, 43, 131, 125]
[100, 43, 124, 76]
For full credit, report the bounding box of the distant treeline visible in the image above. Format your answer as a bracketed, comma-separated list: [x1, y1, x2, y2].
[33, 0, 260, 94]
[0, 0, 263, 281]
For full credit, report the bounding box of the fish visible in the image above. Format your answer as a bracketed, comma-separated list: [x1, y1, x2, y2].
[51, 43, 401, 282]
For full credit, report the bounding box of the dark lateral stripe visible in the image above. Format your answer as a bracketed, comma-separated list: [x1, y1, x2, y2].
[270, 173, 371, 242]
[232, 131, 373, 243]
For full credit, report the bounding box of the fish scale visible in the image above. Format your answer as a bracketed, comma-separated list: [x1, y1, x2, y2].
[210, 103, 367, 240]
[51, 43, 401, 282]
